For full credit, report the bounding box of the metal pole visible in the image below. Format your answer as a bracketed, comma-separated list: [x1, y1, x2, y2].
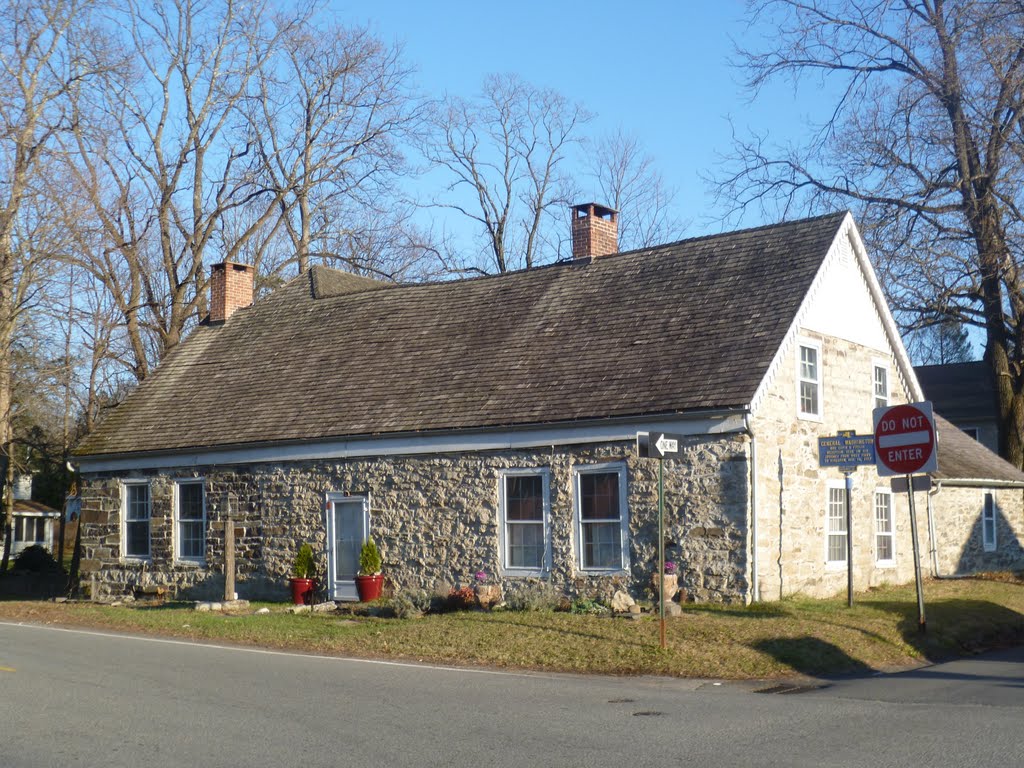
[658, 458, 666, 650]
[845, 472, 854, 607]
[906, 475, 926, 633]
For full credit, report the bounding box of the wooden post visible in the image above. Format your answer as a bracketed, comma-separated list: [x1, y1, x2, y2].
[223, 492, 236, 602]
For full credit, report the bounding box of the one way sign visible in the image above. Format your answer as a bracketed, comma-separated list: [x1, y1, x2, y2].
[637, 431, 683, 459]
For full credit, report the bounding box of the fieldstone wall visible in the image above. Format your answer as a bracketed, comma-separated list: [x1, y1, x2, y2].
[753, 329, 920, 599]
[79, 435, 751, 603]
[931, 485, 1024, 575]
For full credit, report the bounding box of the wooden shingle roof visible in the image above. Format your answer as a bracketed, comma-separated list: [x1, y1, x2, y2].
[75, 212, 849, 457]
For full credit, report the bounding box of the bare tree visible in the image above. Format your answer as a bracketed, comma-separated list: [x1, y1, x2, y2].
[587, 130, 684, 250]
[717, 0, 1024, 466]
[0, 0, 99, 570]
[246, 22, 420, 277]
[423, 74, 591, 274]
[63, 0, 300, 381]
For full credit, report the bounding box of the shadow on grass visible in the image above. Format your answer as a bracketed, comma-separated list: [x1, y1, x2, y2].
[864, 598, 1024, 660]
[753, 636, 873, 677]
[450, 611, 653, 648]
[683, 602, 787, 619]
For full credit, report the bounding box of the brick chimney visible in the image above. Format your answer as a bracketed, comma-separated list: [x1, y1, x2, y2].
[571, 202, 618, 259]
[209, 262, 254, 323]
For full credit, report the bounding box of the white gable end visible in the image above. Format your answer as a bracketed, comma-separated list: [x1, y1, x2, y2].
[800, 232, 889, 351]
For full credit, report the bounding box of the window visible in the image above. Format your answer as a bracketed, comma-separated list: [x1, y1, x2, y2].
[499, 470, 550, 573]
[962, 427, 979, 441]
[873, 363, 889, 409]
[826, 484, 847, 564]
[874, 490, 895, 565]
[14, 516, 46, 545]
[575, 464, 628, 571]
[797, 340, 822, 418]
[983, 492, 997, 551]
[176, 480, 206, 561]
[123, 482, 151, 559]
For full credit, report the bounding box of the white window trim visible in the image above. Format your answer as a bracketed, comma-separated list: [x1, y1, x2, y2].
[873, 488, 896, 568]
[824, 480, 847, 570]
[982, 491, 997, 552]
[120, 480, 152, 562]
[872, 358, 890, 410]
[796, 337, 823, 421]
[174, 479, 206, 564]
[497, 468, 552, 577]
[573, 462, 630, 574]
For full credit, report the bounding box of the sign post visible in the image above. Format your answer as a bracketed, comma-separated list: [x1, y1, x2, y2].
[817, 431, 875, 607]
[873, 401, 938, 634]
[637, 431, 683, 650]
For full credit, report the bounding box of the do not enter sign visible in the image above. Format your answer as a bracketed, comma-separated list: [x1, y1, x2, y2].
[872, 401, 938, 476]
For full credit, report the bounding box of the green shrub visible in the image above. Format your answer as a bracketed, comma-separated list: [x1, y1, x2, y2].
[569, 597, 609, 615]
[358, 538, 382, 575]
[390, 591, 428, 619]
[13, 545, 63, 573]
[293, 543, 316, 579]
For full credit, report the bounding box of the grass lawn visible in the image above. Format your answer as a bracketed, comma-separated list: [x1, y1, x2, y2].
[1, 576, 1023, 679]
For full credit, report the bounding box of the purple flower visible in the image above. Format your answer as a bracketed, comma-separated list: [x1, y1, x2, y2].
[475, 570, 488, 582]
[664, 561, 677, 575]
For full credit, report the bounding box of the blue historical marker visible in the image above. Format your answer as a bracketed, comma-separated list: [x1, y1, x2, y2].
[818, 430, 876, 471]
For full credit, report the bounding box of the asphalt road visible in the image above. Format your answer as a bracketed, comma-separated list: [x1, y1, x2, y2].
[2, 621, 1022, 768]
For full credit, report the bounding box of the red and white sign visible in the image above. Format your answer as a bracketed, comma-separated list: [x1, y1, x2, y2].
[872, 401, 938, 476]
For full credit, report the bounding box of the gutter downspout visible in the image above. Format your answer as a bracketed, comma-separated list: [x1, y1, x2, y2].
[745, 414, 760, 603]
[927, 479, 942, 577]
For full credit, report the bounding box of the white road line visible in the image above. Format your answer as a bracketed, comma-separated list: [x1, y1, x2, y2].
[878, 431, 930, 448]
[0, 620, 549, 679]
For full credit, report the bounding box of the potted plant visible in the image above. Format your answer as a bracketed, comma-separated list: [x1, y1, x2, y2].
[289, 543, 317, 605]
[473, 569, 502, 609]
[653, 560, 679, 602]
[355, 538, 384, 602]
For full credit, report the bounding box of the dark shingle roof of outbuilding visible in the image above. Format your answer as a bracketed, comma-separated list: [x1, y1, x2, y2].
[933, 414, 1024, 484]
[75, 212, 848, 457]
[915, 361, 997, 424]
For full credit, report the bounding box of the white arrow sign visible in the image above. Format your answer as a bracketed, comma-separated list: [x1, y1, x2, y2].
[655, 434, 678, 456]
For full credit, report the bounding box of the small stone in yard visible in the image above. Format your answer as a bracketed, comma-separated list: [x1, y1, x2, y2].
[628, 604, 642, 615]
[222, 599, 250, 611]
[255, 607, 270, 615]
[195, 602, 212, 612]
[289, 605, 311, 614]
[662, 603, 683, 618]
[610, 591, 635, 613]
[312, 601, 337, 613]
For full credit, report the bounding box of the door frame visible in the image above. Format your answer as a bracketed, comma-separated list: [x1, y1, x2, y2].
[325, 493, 370, 601]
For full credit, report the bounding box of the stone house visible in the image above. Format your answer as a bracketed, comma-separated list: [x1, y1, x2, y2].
[72, 206, 1024, 603]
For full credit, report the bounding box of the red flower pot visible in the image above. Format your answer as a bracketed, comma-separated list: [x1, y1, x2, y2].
[355, 573, 384, 602]
[290, 577, 317, 605]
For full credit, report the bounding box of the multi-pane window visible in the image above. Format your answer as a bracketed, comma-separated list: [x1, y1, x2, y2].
[798, 342, 821, 417]
[576, 467, 627, 570]
[826, 486, 847, 564]
[123, 482, 151, 559]
[13, 516, 46, 545]
[874, 364, 889, 409]
[875, 491, 894, 564]
[501, 473, 548, 571]
[983, 492, 997, 551]
[176, 481, 206, 561]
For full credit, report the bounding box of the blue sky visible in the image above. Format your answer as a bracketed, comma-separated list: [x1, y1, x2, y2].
[334, 1, 834, 237]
